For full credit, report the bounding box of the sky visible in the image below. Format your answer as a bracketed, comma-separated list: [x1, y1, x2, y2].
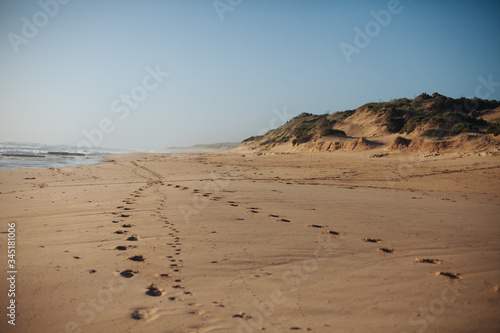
[0, 0, 499, 151]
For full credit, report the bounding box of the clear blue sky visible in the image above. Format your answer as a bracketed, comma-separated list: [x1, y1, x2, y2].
[1, 0, 499, 150]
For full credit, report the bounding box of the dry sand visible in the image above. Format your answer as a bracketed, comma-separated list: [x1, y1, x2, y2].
[1, 151, 499, 332]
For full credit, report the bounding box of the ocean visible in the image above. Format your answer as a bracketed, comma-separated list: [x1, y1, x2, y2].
[0, 142, 132, 170]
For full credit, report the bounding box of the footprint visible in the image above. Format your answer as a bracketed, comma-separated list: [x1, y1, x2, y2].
[122, 224, 133, 228]
[279, 218, 291, 223]
[323, 230, 339, 236]
[378, 248, 394, 254]
[362, 238, 382, 243]
[415, 258, 441, 264]
[116, 246, 128, 251]
[129, 255, 145, 262]
[146, 283, 163, 296]
[436, 272, 460, 279]
[230, 204, 238, 207]
[250, 210, 259, 214]
[115, 230, 128, 235]
[268, 214, 279, 218]
[121, 214, 130, 218]
[120, 269, 138, 278]
[127, 234, 139, 241]
[308, 224, 326, 228]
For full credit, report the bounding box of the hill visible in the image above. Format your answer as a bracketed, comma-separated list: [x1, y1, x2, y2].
[241, 93, 500, 153]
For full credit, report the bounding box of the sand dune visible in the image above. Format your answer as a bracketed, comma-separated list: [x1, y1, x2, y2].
[1, 151, 499, 332]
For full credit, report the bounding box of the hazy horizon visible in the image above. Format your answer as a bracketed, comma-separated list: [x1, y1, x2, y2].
[1, 0, 499, 150]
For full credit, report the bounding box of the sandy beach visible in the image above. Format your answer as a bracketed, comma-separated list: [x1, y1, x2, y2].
[1, 151, 499, 333]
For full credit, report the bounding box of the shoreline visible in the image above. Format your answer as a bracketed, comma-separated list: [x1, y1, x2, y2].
[0, 151, 499, 332]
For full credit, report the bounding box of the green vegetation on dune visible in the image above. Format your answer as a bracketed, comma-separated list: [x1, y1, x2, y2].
[242, 93, 500, 147]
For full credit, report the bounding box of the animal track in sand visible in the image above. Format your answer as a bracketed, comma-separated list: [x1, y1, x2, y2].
[279, 218, 291, 223]
[268, 214, 279, 218]
[415, 258, 442, 264]
[362, 238, 382, 243]
[121, 214, 130, 218]
[129, 255, 145, 262]
[116, 246, 128, 251]
[122, 224, 133, 228]
[120, 269, 138, 278]
[127, 234, 139, 241]
[115, 230, 128, 235]
[378, 248, 394, 253]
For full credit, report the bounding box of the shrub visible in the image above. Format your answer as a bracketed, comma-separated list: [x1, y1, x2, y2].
[387, 117, 405, 133]
[327, 110, 354, 122]
[292, 123, 315, 144]
[259, 139, 273, 146]
[321, 128, 346, 137]
[487, 122, 500, 136]
[409, 115, 428, 123]
[449, 123, 478, 136]
[242, 136, 258, 143]
[467, 117, 488, 127]
[295, 132, 314, 144]
[275, 135, 290, 143]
